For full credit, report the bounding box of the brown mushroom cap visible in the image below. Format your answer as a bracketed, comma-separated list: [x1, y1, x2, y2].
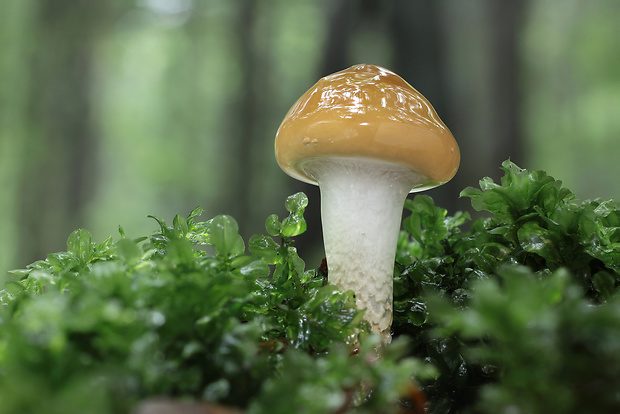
[275, 64, 460, 190]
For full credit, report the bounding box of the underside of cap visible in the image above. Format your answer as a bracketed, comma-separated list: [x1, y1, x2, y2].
[275, 64, 460, 188]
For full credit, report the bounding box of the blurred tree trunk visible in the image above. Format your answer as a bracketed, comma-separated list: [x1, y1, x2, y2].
[16, 1, 109, 264]
[0, 1, 36, 278]
[319, 0, 357, 76]
[439, 0, 526, 212]
[488, 0, 526, 164]
[224, 0, 260, 236]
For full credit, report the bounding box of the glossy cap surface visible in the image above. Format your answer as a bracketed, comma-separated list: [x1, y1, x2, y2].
[275, 64, 460, 189]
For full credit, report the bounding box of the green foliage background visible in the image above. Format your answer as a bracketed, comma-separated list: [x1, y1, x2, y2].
[0, 0, 619, 284]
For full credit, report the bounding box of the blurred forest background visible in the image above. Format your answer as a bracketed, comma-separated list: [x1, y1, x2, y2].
[1, 0, 618, 283]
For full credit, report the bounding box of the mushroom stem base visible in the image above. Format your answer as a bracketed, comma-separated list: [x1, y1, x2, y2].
[302, 157, 426, 342]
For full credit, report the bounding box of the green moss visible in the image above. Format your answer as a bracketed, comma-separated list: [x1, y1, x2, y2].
[1, 161, 618, 413]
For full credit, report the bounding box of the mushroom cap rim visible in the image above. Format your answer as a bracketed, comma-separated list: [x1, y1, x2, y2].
[281, 155, 446, 193]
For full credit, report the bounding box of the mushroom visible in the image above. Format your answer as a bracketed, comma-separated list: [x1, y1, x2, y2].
[274, 64, 459, 341]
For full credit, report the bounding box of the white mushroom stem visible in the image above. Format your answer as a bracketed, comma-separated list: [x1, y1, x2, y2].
[302, 157, 427, 342]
